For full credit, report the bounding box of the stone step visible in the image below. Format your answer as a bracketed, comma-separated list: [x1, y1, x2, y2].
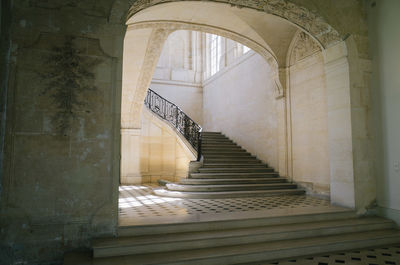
[89, 230, 400, 264]
[201, 132, 223, 136]
[153, 188, 305, 198]
[202, 147, 246, 151]
[198, 167, 275, 173]
[189, 172, 279, 178]
[202, 144, 240, 148]
[202, 137, 232, 141]
[202, 141, 238, 145]
[204, 154, 256, 158]
[92, 217, 394, 258]
[65, 227, 400, 265]
[203, 153, 254, 158]
[202, 146, 244, 150]
[201, 141, 237, 145]
[166, 183, 297, 192]
[203, 159, 262, 164]
[201, 136, 230, 140]
[202, 140, 233, 144]
[202, 163, 267, 168]
[202, 150, 249, 155]
[180, 178, 287, 185]
[201, 139, 232, 142]
[117, 210, 356, 236]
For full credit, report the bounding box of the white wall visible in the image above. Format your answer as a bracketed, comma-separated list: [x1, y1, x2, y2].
[150, 82, 203, 125]
[139, 107, 196, 183]
[289, 51, 330, 195]
[151, 30, 203, 125]
[203, 52, 279, 169]
[367, 0, 400, 223]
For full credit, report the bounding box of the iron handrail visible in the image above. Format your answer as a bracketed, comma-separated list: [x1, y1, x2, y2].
[144, 88, 202, 161]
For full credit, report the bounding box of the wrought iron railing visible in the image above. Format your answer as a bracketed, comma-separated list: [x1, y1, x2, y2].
[144, 88, 202, 161]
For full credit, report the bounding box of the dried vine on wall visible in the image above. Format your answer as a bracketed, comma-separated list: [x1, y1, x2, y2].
[40, 36, 101, 135]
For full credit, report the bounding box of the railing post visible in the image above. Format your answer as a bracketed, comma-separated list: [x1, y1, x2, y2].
[175, 106, 178, 127]
[163, 99, 166, 119]
[197, 131, 202, 161]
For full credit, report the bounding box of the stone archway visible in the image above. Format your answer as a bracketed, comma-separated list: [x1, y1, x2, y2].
[119, 0, 375, 212]
[126, 0, 342, 49]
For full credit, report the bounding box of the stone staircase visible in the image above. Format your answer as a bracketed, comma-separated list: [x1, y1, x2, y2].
[63, 132, 400, 265]
[64, 211, 400, 265]
[155, 132, 305, 198]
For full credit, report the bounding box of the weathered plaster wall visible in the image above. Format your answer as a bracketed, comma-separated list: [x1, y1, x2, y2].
[203, 52, 279, 169]
[0, 1, 124, 264]
[0, 0, 12, 198]
[367, 0, 400, 224]
[289, 51, 330, 195]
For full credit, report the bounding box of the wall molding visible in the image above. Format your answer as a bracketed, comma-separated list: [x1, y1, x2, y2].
[151, 78, 202, 88]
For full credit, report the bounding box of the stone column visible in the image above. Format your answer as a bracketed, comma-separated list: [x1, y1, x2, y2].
[276, 67, 288, 178]
[323, 41, 356, 208]
[121, 25, 172, 184]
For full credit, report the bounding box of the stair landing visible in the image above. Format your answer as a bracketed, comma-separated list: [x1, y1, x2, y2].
[119, 184, 348, 227]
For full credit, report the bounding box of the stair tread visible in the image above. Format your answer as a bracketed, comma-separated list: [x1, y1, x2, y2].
[93, 217, 392, 248]
[198, 169, 275, 173]
[204, 158, 259, 160]
[182, 178, 287, 182]
[202, 150, 248, 153]
[154, 189, 305, 198]
[203, 162, 267, 164]
[158, 188, 300, 193]
[168, 183, 295, 188]
[191, 172, 277, 176]
[199, 167, 274, 170]
[189, 174, 279, 179]
[203, 161, 262, 163]
[93, 229, 400, 264]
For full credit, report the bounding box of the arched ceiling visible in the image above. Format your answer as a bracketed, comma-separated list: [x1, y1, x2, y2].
[126, 1, 300, 67]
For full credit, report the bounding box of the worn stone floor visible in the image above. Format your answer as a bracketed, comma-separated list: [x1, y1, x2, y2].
[261, 245, 400, 265]
[118, 185, 400, 265]
[118, 184, 344, 226]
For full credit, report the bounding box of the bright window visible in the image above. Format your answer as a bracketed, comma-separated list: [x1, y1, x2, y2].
[208, 33, 222, 76]
[204, 33, 252, 79]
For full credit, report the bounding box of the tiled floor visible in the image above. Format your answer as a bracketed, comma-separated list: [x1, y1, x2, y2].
[261, 245, 400, 265]
[118, 185, 400, 264]
[118, 184, 347, 226]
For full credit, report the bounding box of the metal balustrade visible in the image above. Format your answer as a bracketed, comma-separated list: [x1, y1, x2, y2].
[144, 88, 202, 161]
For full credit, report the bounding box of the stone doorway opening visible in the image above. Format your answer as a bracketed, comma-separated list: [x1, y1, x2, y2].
[119, 0, 372, 230]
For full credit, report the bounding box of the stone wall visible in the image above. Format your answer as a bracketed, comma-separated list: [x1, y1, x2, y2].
[0, 0, 12, 199]
[0, 1, 125, 264]
[203, 51, 279, 170]
[367, 0, 400, 225]
[288, 33, 330, 195]
[139, 108, 195, 183]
